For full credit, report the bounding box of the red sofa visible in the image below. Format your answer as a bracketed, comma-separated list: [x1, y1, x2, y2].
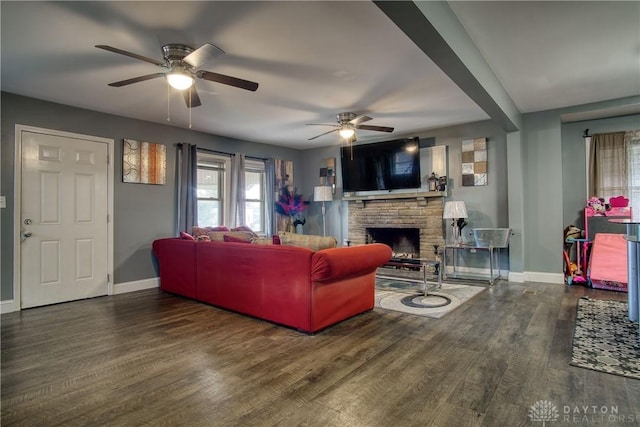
[152, 238, 392, 333]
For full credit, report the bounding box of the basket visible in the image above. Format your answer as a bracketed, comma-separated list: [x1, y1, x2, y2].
[472, 228, 511, 248]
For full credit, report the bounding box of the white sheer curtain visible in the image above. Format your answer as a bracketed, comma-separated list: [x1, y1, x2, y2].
[228, 153, 245, 228]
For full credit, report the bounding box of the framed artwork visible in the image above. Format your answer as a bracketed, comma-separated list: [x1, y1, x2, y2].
[461, 137, 487, 186]
[275, 158, 294, 192]
[122, 139, 166, 184]
[319, 157, 336, 193]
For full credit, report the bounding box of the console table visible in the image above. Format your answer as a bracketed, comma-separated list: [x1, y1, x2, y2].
[441, 244, 503, 285]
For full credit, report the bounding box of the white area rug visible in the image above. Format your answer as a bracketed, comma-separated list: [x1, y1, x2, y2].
[375, 279, 485, 319]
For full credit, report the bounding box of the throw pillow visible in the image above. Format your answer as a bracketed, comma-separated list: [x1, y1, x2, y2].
[179, 231, 195, 240]
[223, 234, 252, 244]
[251, 237, 273, 245]
[278, 232, 337, 251]
[208, 231, 254, 242]
[232, 225, 258, 237]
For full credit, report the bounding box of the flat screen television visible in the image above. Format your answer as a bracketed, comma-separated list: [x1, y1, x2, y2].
[341, 138, 421, 192]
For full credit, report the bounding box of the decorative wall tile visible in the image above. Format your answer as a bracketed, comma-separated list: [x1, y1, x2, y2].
[461, 137, 487, 186]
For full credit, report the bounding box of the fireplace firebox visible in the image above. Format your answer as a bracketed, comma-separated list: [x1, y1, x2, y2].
[366, 227, 420, 259]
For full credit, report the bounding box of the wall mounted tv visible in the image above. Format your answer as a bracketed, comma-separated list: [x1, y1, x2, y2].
[341, 138, 421, 192]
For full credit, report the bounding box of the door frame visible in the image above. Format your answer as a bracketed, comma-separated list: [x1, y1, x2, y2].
[13, 125, 115, 310]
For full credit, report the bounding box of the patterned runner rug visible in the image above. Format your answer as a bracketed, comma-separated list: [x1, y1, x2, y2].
[570, 297, 640, 379]
[375, 278, 485, 319]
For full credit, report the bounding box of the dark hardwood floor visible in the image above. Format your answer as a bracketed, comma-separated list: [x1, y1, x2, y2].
[2, 281, 638, 426]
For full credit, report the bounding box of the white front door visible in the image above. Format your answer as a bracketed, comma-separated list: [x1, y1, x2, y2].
[20, 129, 110, 308]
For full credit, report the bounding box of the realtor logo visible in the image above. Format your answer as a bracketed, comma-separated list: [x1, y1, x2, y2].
[529, 400, 559, 426]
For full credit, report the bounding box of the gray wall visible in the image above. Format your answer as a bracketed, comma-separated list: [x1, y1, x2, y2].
[561, 114, 640, 228]
[3, 91, 638, 301]
[520, 95, 640, 275]
[1, 92, 301, 300]
[298, 119, 510, 267]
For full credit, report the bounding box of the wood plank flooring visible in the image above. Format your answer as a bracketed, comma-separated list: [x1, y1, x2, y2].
[2, 281, 639, 426]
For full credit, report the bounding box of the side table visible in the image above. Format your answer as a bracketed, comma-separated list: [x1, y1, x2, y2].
[376, 259, 442, 296]
[608, 219, 640, 326]
[442, 244, 503, 285]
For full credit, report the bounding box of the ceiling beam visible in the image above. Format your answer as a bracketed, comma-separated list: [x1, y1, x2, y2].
[374, 0, 521, 132]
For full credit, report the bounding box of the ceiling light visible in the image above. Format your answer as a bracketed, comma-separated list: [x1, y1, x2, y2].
[166, 69, 194, 90]
[339, 127, 355, 139]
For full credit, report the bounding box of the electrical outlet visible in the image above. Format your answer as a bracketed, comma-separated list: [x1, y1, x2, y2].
[0, 196, 6, 208]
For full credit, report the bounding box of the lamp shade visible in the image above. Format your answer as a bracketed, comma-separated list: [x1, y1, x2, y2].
[443, 201, 468, 219]
[313, 185, 333, 202]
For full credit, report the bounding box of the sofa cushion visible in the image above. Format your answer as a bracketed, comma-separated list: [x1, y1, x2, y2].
[192, 226, 230, 237]
[251, 237, 274, 245]
[278, 232, 337, 251]
[224, 234, 252, 243]
[232, 225, 259, 237]
[209, 231, 254, 242]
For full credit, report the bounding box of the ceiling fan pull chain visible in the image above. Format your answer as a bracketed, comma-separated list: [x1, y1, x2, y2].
[166, 82, 171, 122]
[189, 89, 192, 129]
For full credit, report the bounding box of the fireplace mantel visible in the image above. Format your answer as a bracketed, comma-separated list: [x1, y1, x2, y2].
[343, 191, 444, 202]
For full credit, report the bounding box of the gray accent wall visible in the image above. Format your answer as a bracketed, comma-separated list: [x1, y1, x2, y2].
[1, 92, 301, 300]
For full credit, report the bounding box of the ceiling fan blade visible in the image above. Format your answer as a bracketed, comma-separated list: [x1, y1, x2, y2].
[183, 86, 202, 108]
[356, 124, 395, 133]
[306, 123, 339, 127]
[183, 43, 225, 69]
[349, 115, 372, 126]
[108, 73, 165, 87]
[95, 45, 165, 67]
[197, 70, 259, 92]
[308, 129, 338, 141]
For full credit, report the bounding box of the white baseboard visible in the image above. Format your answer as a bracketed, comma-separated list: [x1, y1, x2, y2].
[508, 272, 525, 283]
[445, 267, 563, 284]
[0, 299, 18, 314]
[523, 271, 564, 284]
[113, 277, 159, 295]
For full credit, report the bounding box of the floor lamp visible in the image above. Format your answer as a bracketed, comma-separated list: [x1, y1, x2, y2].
[314, 185, 333, 237]
[443, 201, 468, 245]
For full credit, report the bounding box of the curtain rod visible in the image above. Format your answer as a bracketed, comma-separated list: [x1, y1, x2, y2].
[190, 145, 268, 162]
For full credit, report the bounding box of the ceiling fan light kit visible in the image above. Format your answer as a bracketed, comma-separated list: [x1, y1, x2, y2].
[339, 126, 355, 139]
[95, 42, 259, 109]
[166, 69, 194, 90]
[307, 112, 394, 141]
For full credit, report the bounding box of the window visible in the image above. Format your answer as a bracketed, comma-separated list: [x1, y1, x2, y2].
[197, 154, 229, 227]
[244, 159, 266, 232]
[196, 152, 267, 232]
[589, 130, 640, 214]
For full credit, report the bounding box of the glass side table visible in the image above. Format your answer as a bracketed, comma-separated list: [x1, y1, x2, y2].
[376, 259, 442, 296]
[441, 244, 503, 285]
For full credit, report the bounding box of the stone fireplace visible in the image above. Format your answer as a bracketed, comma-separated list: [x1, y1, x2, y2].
[347, 196, 445, 261]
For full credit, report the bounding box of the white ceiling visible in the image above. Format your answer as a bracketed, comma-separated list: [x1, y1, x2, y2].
[2, 1, 639, 149]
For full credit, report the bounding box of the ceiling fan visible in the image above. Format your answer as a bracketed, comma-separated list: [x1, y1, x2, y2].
[95, 43, 259, 108]
[307, 112, 394, 141]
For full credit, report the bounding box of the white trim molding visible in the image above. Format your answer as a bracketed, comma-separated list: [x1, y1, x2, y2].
[113, 278, 159, 295]
[1, 300, 19, 314]
[523, 271, 565, 284]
